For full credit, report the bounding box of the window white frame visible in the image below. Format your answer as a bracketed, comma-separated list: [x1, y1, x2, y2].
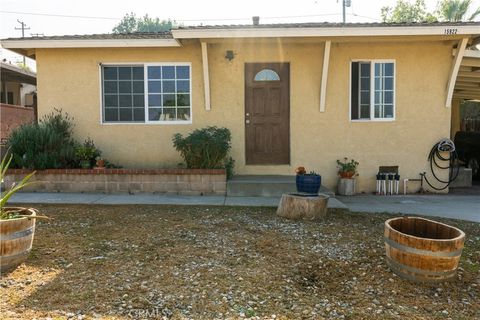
[349, 59, 396, 122]
[99, 62, 192, 125]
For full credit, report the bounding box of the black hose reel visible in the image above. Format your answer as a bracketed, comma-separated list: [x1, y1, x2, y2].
[422, 138, 460, 191]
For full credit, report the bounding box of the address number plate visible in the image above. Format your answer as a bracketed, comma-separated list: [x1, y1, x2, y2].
[444, 28, 458, 35]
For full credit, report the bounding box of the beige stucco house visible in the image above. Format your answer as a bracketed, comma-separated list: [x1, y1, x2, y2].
[1, 21, 479, 193]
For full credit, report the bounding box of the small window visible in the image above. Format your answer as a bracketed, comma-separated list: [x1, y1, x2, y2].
[254, 69, 280, 81]
[351, 61, 395, 121]
[102, 64, 191, 123]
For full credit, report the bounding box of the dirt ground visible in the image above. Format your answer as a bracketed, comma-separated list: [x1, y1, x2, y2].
[1, 204, 479, 320]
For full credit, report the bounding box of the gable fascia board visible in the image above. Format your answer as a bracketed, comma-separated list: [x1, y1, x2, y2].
[0, 38, 181, 49]
[172, 25, 480, 39]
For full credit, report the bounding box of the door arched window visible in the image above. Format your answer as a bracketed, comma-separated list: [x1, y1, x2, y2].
[254, 69, 280, 81]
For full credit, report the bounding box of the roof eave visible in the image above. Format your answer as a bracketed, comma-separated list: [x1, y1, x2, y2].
[0, 38, 181, 50]
[172, 25, 480, 39]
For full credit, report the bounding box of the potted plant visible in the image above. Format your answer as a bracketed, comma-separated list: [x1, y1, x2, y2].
[336, 157, 359, 195]
[295, 166, 322, 194]
[0, 154, 46, 273]
[95, 156, 105, 169]
[75, 137, 100, 169]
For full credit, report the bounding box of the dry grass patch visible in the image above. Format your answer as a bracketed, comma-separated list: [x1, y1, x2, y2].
[0, 204, 478, 319]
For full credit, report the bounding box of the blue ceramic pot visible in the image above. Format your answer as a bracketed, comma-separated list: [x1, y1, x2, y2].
[296, 174, 321, 194]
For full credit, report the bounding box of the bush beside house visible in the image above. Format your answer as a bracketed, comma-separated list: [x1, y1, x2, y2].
[4, 113, 228, 195]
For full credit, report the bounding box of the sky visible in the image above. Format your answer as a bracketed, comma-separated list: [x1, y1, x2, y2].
[1, 0, 479, 69]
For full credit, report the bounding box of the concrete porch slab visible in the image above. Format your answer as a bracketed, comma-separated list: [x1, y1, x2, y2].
[227, 175, 335, 197]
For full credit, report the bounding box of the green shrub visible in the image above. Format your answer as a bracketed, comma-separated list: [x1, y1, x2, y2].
[6, 109, 78, 169]
[172, 127, 234, 177]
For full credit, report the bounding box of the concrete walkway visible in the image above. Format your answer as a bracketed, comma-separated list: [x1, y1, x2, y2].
[338, 194, 480, 223]
[9, 192, 480, 223]
[9, 192, 347, 209]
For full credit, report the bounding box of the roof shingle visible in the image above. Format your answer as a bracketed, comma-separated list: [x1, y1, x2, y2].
[3, 32, 173, 41]
[3, 21, 479, 41]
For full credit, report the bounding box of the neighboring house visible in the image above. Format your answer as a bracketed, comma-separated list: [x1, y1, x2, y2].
[0, 62, 37, 143]
[1, 21, 479, 193]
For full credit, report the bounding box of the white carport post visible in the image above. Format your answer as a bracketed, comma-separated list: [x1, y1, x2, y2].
[445, 37, 468, 108]
[201, 42, 211, 111]
[319, 40, 331, 112]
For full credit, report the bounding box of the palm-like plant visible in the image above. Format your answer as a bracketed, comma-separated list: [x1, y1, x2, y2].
[438, 0, 480, 21]
[1, 154, 36, 219]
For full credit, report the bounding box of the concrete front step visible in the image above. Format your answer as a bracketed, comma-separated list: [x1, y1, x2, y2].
[227, 175, 335, 197]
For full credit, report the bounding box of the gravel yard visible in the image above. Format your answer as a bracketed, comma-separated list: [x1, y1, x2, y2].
[1, 204, 479, 320]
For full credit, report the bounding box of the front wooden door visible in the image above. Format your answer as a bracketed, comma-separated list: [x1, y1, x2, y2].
[245, 63, 290, 165]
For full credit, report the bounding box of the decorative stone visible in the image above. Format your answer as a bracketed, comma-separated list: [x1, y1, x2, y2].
[276, 193, 329, 220]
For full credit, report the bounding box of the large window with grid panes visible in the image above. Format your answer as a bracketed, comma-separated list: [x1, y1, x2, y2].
[350, 60, 395, 121]
[101, 63, 191, 124]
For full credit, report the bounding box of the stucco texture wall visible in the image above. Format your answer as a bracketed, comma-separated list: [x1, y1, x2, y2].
[35, 39, 453, 193]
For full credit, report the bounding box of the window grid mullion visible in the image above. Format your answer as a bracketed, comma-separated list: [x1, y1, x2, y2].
[381, 64, 384, 118]
[131, 67, 134, 121]
[358, 64, 362, 120]
[370, 63, 374, 120]
[175, 67, 178, 120]
[144, 65, 148, 123]
[160, 66, 163, 119]
[116, 68, 120, 121]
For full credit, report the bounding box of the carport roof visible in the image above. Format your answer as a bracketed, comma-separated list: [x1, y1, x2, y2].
[0, 62, 36, 85]
[454, 49, 480, 101]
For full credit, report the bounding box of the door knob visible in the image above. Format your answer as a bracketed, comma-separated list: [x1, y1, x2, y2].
[246, 119, 250, 124]
[246, 113, 250, 116]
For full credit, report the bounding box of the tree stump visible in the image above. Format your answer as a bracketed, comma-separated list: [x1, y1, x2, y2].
[276, 193, 329, 220]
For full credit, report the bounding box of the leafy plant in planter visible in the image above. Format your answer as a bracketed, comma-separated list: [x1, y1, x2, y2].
[172, 127, 234, 178]
[295, 166, 322, 194]
[75, 137, 101, 169]
[336, 157, 359, 178]
[336, 157, 359, 196]
[0, 154, 45, 273]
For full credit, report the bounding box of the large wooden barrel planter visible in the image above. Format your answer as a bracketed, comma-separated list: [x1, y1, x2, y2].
[0, 208, 37, 273]
[384, 216, 465, 283]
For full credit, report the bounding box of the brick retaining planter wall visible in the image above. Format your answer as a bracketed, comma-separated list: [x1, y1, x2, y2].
[4, 168, 226, 195]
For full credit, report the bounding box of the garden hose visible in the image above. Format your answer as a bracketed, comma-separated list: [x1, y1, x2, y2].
[423, 138, 460, 191]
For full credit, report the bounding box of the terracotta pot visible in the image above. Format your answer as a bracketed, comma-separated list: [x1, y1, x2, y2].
[96, 159, 105, 168]
[339, 171, 355, 178]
